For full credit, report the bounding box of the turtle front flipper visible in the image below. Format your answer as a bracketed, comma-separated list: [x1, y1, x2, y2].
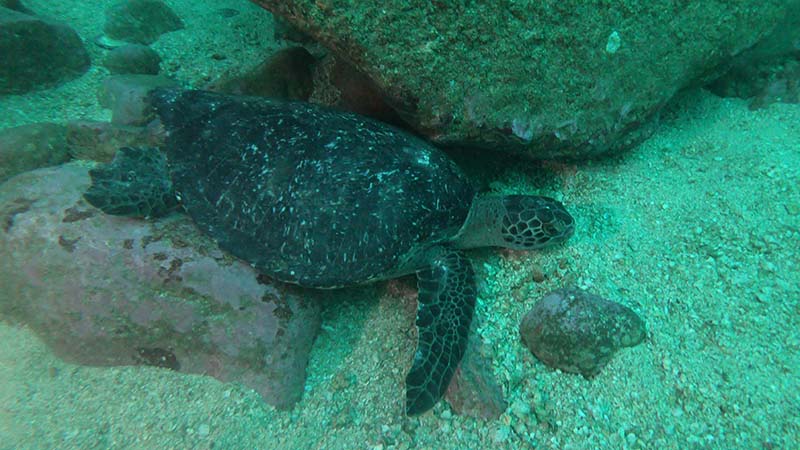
[406, 249, 476, 415]
[84, 147, 178, 218]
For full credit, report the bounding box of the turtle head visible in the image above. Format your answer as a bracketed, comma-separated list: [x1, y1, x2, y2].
[454, 194, 574, 250]
[496, 195, 575, 249]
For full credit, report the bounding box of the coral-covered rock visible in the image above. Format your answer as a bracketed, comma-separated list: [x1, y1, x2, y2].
[519, 288, 645, 378]
[103, 0, 183, 45]
[0, 8, 90, 94]
[254, 0, 800, 158]
[0, 163, 323, 409]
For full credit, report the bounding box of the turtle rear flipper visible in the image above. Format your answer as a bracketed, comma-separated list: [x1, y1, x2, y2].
[84, 147, 178, 218]
[406, 249, 476, 415]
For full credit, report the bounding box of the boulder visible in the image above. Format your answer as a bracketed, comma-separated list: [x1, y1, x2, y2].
[519, 288, 645, 378]
[104, 0, 184, 45]
[254, 1, 800, 158]
[0, 163, 323, 409]
[0, 8, 90, 94]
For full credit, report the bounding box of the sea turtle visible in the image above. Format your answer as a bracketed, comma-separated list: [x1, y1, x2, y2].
[84, 89, 575, 415]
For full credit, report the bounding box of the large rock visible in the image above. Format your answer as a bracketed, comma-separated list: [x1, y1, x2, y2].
[0, 163, 323, 409]
[0, 8, 90, 94]
[0, 121, 154, 183]
[0, 123, 70, 183]
[254, 1, 800, 158]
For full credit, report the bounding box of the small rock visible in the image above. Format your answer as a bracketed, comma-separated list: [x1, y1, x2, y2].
[104, 0, 184, 45]
[519, 288, 645, 377]
[510, 398, 531, 419]
[0, 8, 90, 94]
[103, 44, 161, 75]
[197, 423, 210, 437]
[97, 74, 178, 125]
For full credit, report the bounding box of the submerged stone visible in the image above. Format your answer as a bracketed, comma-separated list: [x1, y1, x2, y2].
[0, 163, 323, 409]
[103, 44, 162, 75]
[0, 8, 90, 94]
[255, 1, 800, 158]
[519, 288, 645, 377]
[104, 0, 183, 45]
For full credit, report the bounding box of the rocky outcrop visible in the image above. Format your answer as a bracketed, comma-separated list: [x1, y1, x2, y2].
[0, 163, 324, 409]
[254, 1, 800, 158]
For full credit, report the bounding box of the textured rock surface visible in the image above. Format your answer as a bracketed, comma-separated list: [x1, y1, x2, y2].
[104, 0, 184, 45]
[0, 163, 323, 409]
[208, 46, 315, 100]
[65, 120, 154, 162]
[519, 288, 645, 378]
[707, 7, 800, 109]
[445, 326, 507, 420]
[97, 74, 178, 125]
[0, 121, 153, 182]
[0, 123, 70, 182]
[103, 44, 162, 75]
[255, 1, 800, 158]
[0, 7, 90, 94]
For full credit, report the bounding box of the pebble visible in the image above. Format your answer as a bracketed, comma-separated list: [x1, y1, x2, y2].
[511, 399, 531, 418]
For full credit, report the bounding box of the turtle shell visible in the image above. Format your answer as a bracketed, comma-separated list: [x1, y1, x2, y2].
[151, 89, 475, 287]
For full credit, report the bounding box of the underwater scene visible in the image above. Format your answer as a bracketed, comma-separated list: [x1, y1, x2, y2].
[1, 0, 799, 448]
